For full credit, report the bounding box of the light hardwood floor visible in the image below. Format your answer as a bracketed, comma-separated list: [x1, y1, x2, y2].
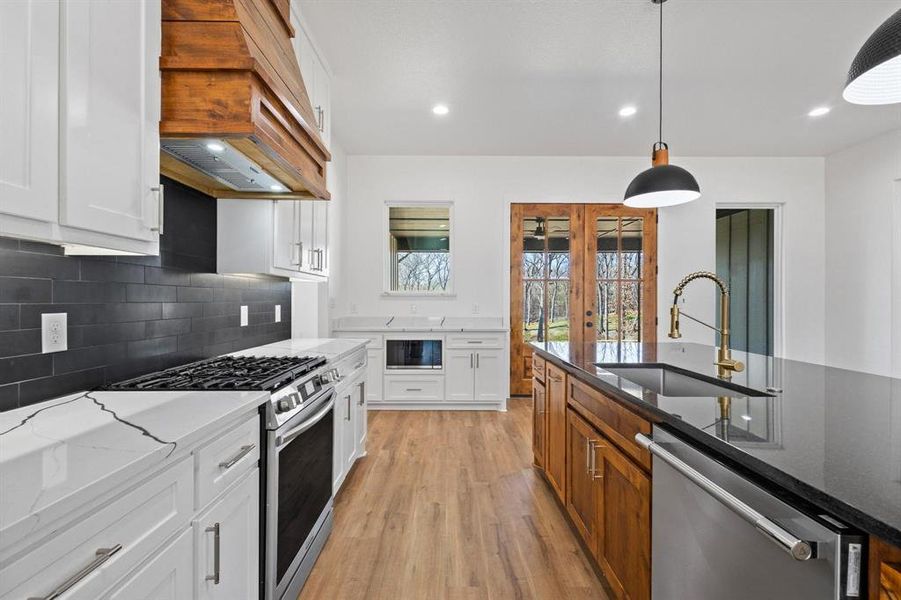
[298, 398, 609, 600]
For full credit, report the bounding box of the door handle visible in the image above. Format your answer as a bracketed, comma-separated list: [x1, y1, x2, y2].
[28, 544, 123, 599]
[476, 353, 480, 368]
[635, 433, 817, 561]
[218, 444, 255, 470]
[589, 441, 604, 479]
[150, 184, 164, 235]
[470, 353, 474, 368]
[205, 523, 221, 584]
[586, 321, 594, 328]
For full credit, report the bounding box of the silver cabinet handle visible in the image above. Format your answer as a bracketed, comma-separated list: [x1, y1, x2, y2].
[590, 441, 603, 480]
[406, 388, 422, 392]
[635, 433, 817, 561]
[467, 340, 483, 344]
[346, 394, 351, 421]
[476, 353, 480, 368]
[205, 523, 221, 584]
[28, 544, 123, 599]
[358, 382, 365, 406]
[470, 353, 474, 368]
[297, 242, 303, 267]
[353, 361, 365, 370]
[218, 444, 255, 470]
[585, 438, 592, 475]
[151, 184, 164, 235]
[315, 105, 325, 132]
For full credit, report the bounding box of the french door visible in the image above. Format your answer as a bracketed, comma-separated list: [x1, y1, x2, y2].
[510, 204, 657, 396]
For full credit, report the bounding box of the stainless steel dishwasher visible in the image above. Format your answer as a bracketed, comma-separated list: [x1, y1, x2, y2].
[636, 427, 865, 599]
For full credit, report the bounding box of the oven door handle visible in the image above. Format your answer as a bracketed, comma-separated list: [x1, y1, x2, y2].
[276, 395, 335, 448]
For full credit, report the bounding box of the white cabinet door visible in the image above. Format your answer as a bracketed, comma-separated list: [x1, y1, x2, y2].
[445, 350, 475, 402]
[298, 201, 315, 271]
[273, 201, 298, 271]
[107, 528, 193, 600]
[312, 201, 328, 274]
[312, 56, 330, 148]
[366, 350, 383, 403]
[60, 0, 161, 242]
[332, 385, 348, 490]
[0, 0, 58, 222]
[474, 349, 505, 403]
[353, 380, 367, 457]
[194, 469, 259, 600]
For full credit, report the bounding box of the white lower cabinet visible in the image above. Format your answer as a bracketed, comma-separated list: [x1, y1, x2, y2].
[365, 349, 383, 403]
[107, 528, 193, 600]
[0, 412, 261, 600]
[194, 469, 260, 600]
[446, 350, 477, 402]
[473, 349, 505, 402]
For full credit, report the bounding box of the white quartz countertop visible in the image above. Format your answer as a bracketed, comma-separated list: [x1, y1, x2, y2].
[230, 337, 369, 361]
[0, 389, 268, 551]
[332, 316, 506, 332]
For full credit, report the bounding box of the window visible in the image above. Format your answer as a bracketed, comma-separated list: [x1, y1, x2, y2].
[386, 204, 452, 293]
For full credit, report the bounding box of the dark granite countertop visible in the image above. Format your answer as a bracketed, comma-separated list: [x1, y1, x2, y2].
[531, 340, 901, 547]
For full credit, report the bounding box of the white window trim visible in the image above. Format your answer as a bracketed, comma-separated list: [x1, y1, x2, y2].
[382, 201, 456, 296]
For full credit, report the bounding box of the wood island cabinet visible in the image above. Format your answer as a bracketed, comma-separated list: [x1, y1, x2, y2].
[532, 356, 651, 600]
[545, 363, 568, 503]
[871, 536, 901, 599]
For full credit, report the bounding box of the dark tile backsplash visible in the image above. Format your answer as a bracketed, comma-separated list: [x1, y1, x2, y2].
[0, 177, 291, 411]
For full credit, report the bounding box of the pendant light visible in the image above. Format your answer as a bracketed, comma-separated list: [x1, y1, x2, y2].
[624, 0, 700, 208]
[843, 8, 901, 105]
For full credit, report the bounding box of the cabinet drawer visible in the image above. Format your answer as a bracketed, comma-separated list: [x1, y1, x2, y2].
[1, 457, 193, 600]
[337, 332, 382, 349]
[194, 414, 260, 510]
[446, 333, 504, 349]
[384, 376, 444, 402]
[532, 353, 546, 382]
[569, 377, 651, 470]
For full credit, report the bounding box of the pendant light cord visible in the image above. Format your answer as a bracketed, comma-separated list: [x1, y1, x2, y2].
[658, 0, 663, 145]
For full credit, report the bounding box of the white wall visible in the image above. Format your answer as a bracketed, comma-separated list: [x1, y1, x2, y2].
[825, 129, 901, 377]
[335, 155, 826, 363]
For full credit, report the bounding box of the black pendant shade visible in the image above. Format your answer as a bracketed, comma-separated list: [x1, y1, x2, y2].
[624, 163, 701, 208]
[844, 8, 901, 105]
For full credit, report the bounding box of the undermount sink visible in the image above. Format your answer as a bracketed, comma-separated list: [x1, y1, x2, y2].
[597, 365, 774, 398]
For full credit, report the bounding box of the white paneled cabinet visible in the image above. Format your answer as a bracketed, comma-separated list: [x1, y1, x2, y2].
[0, 0, 59, 223]
[365, 349, 383, 403]
[218, 200, 328, 279]
[446, 350, 477, 402]
[107, 528, 193, 600]
[193, 469, 260, 600]
[333, 350, 368, 493]
[473, 349, 505, 402]
[446, 349, 504, 402]
[294, 21, 331, 150]
[60, 0, 161, 241]
[0, 0, 161, 255]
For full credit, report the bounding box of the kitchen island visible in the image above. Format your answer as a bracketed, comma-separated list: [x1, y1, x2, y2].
[531, 340, 901, 599]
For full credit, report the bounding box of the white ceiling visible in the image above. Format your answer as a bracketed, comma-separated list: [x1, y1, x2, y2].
[301, 0, 901, 157]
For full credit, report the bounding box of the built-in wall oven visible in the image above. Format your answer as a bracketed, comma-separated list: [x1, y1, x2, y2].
[264, 375, 337, 600]
[385, 338, 443, 370]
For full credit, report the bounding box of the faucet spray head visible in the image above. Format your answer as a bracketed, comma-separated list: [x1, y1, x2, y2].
[669, 305, 682, 339]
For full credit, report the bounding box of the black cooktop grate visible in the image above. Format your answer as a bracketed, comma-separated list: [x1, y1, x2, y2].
[109, 355, 326, 392]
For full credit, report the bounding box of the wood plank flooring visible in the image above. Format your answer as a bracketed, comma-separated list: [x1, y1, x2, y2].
[298, 399, 609, 600]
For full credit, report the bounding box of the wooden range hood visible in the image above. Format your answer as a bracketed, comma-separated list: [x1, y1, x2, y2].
[160, 0, 330, 200]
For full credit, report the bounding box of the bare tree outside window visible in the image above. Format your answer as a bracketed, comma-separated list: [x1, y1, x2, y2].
[388, 205, 452, 293]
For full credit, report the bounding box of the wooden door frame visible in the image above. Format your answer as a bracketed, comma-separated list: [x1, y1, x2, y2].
[508, 203, 657, 396]
[510, 203, 583, 396]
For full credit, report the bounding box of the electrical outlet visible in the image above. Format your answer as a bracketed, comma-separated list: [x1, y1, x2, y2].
[275, 305, 282, 323]
[472, 303, 480, 314]
[240, 305, 249, 327]
[410, 304, 418, 314]
[42, 313, 68, 353]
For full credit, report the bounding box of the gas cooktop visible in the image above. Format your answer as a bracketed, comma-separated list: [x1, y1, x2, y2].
[109, 355, 327, 392]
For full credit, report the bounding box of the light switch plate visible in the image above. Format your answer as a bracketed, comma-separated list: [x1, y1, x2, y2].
[275, 305, 281, 323]
[240, 305, 249, 327]
[42, 313, 68, 353]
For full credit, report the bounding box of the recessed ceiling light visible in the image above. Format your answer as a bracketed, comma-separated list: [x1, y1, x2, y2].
[432, 104, 449, 116]
[808, 106, 831, 117]
[206, 142, 225, 153]
[619, 105, 637, 117]
[270, 184, 285, 192]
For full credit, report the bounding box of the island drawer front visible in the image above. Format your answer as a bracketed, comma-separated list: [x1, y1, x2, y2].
[568, 378, 651, 470]
[337, 332, 383, 349]
[1, 457, 194, 600]
[446, 333, 505, 349]
[194, 413, 260, 510]
[384, 376, 444, 402]
[532, 354, 546, 382]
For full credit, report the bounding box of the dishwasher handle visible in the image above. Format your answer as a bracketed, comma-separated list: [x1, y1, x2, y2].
[635, 433, 817, 561]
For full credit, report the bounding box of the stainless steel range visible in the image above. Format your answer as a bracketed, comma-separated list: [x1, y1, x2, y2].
[110, 354, 340, 600]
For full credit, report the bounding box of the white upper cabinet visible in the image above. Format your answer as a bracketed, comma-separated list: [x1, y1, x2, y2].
[0, 0, 59, 223]
[293, 13, 331, 150]
[60, 0, 161, 241]
[273, 201, 299, 271]
[298, 200, 328, 276]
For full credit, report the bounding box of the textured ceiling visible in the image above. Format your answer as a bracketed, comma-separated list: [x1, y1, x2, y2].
[300, 0, 901, 156]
